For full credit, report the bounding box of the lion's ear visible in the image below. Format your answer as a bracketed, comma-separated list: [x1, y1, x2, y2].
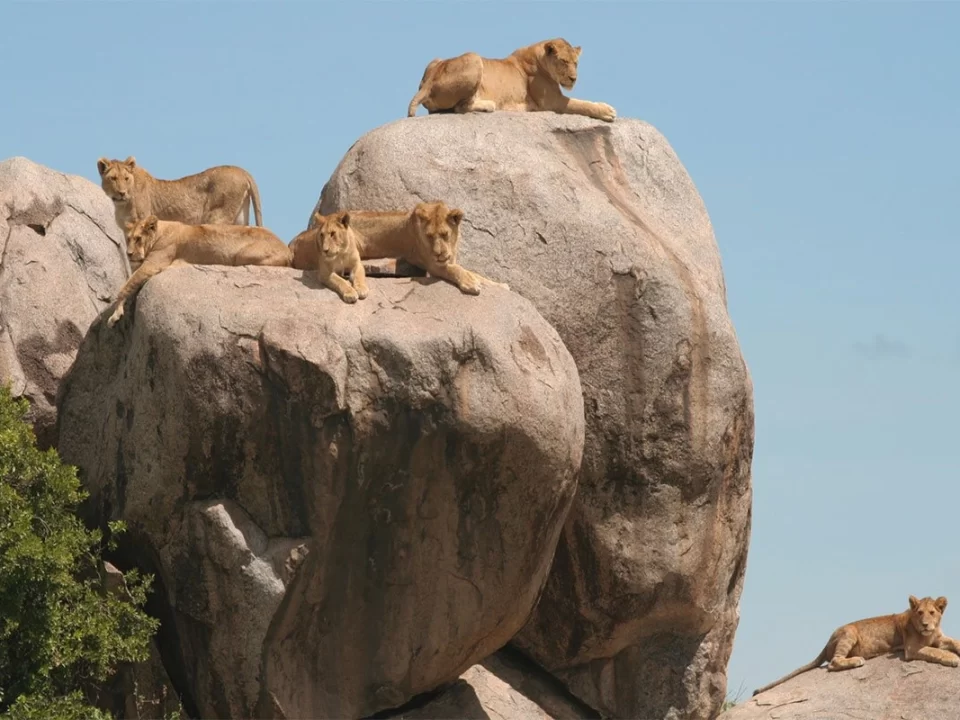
[447, 208, 464, 227]
[97, 157, 110, 176]
[143, 215, 159, 233]
[124, 156, 137, 168]
[124, 220, 137, 233]
[339, 212, 351, 229]
[544, 41, 557, 56]
[909, 595, 920, 610]
[414, 204, 430, 222]
[574, 45, 582, 56]
[936, 597, 948, 613]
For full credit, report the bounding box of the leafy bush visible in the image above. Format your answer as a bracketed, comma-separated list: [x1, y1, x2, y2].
[0, 386, 158, 719]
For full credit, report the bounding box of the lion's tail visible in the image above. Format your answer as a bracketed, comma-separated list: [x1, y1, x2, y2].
[246, 172, 263, 227]
[408, 59, 441, 117]
[752, 645, 830, 697]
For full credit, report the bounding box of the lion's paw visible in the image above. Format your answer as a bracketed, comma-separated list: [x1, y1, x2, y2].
[107, 305, 124, 327]
[460, 280, 481, 296]
[341, 291, 359, 304]
[597, 103, 617, 122]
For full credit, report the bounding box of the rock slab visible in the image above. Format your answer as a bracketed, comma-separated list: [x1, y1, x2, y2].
[0, 156, 128, 447]
[721, 654, 960, 720]
[315, 113, 755, 719]
[56, 265, 585, 719]
[392, 648, 600, 720]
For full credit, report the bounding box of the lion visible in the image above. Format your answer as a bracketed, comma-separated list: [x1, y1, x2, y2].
[290, 212, 368, 303]
[302, 201, 507, 297]
[106, 215, 291, 327]
[752, 595, 960, 696]
[407, 38, 616, 122]
[97, 156, 264, 232]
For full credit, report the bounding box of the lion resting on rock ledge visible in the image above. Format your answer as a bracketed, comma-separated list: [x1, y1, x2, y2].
[407, 37, 616, 122]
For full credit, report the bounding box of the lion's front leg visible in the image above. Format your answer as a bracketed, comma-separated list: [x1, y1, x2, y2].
[318, 268, 359, 304]
[935, 636, 960, 659]
[556, 96, 617, 122]
[907, 645, 960, 667]
[106, 258, 170, 327]
[350, 258, 369, 300]
[426, 262, 482, 295]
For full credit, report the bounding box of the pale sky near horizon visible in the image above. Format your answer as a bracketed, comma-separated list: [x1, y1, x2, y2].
[3, 0, 959, 704]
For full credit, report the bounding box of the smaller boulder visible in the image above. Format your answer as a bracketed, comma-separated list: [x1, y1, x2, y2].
[391, 649, 599, 720]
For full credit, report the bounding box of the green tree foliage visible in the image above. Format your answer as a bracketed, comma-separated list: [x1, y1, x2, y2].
[0, 386, 158, 719]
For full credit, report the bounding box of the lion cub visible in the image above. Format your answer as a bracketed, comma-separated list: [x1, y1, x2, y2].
[753, 595, 960, 696]
[303, 201, 506, 298]
[106, 215, 291, 327]
[97, 156, 264, 232]
[407, 37, 615, 122]
[290, 212, 368, 304]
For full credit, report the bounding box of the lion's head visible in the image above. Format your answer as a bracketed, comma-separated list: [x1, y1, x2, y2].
[909, 595, 948, 637]
[413, 202, 463, 266]
[312, 212, 354, 259]
[124, 215, 159, 264]
[540, 38, 582, 90]
[97, 156, 137, 203]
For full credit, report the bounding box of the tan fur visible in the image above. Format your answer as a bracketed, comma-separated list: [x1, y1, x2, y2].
[407, 38, 615, 122]
[97, 156, 264, 232]
[753, 596, 960, 696]
[290, 212, 368, 304]
[107, 215, 291, 327]
[302, 202, 507, 296]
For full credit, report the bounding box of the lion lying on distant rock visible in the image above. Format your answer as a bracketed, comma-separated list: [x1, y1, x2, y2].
[291, 212, 368, 303]
[407, 38, 615, 122]
[106, 215, 291, 327]
[97, 156, 264, 232]
[302, 202, 507, 297]
[753, 595, 960, 696]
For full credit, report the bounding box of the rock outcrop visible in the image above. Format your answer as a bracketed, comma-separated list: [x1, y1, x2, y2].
[721, 654, 960, 719]
[57, 265, 585, 719]
[315, 113, 755, 719]
[0, 156, 128, 447]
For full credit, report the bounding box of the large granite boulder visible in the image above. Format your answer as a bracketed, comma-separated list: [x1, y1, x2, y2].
[314, 113, 755, 719]
[721, 654, 960, 719]
[56, 265, 585, 719]
[0, 157, 128, 447]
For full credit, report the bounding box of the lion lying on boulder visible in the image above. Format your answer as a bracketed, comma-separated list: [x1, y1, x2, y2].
[290, 212, 369, 303]
[407, 38, 615, 122]
[297, 202, 506, 301]
[106, 215, 291, 327]
[753, 595, 960, 696]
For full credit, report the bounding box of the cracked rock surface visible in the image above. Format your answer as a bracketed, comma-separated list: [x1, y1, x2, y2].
[56, 265, 585, 719]
[0, 156, 128, 447]
[316, 113, 755, 720]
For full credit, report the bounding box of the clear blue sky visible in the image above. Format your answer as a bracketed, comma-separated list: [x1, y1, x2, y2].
[4, 0, 959, 702]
